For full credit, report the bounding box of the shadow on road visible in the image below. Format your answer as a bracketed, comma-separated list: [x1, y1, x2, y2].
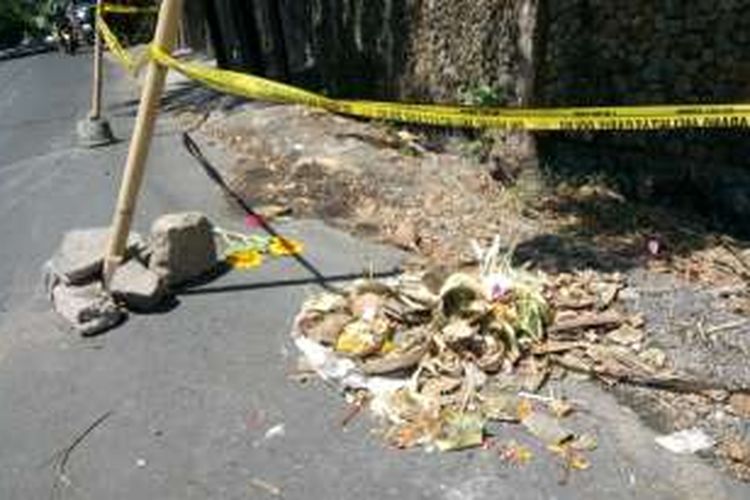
[177, 268, 401, 297]
[111, 80, 247, 119]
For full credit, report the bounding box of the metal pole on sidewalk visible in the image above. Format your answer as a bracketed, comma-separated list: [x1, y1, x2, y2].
[103, 0, 185, 282]
[90, 0, 104, 120]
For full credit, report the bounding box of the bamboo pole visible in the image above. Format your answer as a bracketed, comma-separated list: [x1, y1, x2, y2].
[90, 0, 104, 119]
[103, 0, 185, 283]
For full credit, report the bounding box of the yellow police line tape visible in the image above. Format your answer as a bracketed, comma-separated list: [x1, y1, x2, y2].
[96, 14, 136, 72]
[100, 4, 158, 15]
[149, 46, 750, 131]
[97, 10, 750, 131]
[97, 12, 151, 74]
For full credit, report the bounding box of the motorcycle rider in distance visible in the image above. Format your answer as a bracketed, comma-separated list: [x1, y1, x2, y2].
[53, 1, 80, 55]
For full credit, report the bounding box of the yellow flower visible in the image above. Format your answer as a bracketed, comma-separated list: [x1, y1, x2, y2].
[226, 249, 264, 269]
[268, 237, 304, 257]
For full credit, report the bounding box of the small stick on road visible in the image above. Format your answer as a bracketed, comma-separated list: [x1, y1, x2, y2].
[46, 410, 114, 499]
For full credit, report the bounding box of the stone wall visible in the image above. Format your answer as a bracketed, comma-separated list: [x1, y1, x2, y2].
[277, 0, 411, 97]
[538, 0, 750, 107]
[209, 1, 536, 102]
[398, 0, 538, 105]
[535, 0, 750, 231]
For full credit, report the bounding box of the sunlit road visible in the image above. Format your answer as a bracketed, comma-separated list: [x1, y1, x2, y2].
[0, 51, 89, 167]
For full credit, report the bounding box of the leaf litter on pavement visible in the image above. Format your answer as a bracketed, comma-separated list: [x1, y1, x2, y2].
[289, 236, 684, 473]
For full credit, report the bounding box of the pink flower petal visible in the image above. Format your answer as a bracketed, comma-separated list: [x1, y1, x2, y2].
[245, 214, 265, 228]
[647, 239, 660, 256]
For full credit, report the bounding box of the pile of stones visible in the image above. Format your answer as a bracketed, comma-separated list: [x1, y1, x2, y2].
[44, 212, 217, 336]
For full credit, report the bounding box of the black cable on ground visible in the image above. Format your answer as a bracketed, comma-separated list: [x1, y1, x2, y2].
[181, 131, 346, 295]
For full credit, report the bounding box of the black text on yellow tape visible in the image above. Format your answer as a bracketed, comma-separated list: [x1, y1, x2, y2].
[149, 46, 750, 131]
[557, 115, 750, 131]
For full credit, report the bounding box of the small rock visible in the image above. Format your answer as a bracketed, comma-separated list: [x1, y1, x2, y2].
[721, 437, 750, 464]
[639, 347, 668, 369]
[255, 204, 292, 220]
[627, 313, 646, 329]
[109, 259, 165, 311]
[594, 282, 622, 309]
[704, 390, 730, 403]
[52, 283, 126, 336]
[76, 116, 115, 148]
[390, 221, 421, 250]
[729, 392, 750, 418]
[149, 213, 217, 287]
[607, 325, 645, 346]
[46, 228, 143, 286]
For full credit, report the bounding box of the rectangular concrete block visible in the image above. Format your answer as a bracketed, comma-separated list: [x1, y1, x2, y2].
[110, 259, 166, 311]
[48, 228, 144, 286]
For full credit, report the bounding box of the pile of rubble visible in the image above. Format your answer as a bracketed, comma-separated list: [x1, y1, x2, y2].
[45, 212, 217, 336]
[291, 238, 688, 469]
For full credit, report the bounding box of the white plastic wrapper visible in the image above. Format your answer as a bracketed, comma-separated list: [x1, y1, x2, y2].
[655, 428, 715, 454]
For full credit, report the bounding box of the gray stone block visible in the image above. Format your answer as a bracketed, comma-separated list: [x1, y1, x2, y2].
[47, 228, 143, 286]
[110, 259, 165, 311]
[77, 116, 116, 149]
[51, 282, 126, 336]
[149, 212, 217, 287]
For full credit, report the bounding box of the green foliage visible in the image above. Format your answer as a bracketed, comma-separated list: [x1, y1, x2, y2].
[0, 0, 48, 47]
[0, 2, 25, 48]
[458, 84, 508, 108]
[454, 84, 511, 163]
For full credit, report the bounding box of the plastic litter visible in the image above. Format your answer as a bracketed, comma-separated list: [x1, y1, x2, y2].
[264, 424, 286, 441]
[655, 428, 715, 454]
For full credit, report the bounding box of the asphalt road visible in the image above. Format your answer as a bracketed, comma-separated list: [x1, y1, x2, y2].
[0, 51, 747, 500]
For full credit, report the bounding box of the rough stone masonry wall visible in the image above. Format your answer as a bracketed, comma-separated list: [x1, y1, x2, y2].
[254, 0, 537, 104]
[398, 0, 538, 106]
[276, 0, 411, 97]
[536, 0, 750, 232]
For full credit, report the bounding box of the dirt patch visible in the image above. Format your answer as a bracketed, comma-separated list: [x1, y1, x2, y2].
[198, 103, 541, 265]
[197, 103, 750, 280]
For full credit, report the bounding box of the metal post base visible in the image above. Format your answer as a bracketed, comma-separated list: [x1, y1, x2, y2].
[77, 116, 116, 148]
